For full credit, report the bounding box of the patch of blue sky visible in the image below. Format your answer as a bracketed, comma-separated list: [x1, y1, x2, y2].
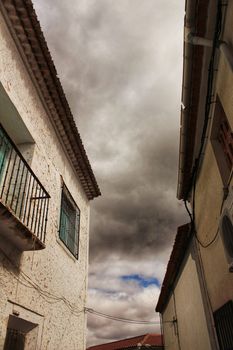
[121, 274, 160, 288]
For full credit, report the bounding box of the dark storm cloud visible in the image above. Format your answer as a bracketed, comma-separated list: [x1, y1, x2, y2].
[89, 130, 186, 261]
[90, 189, 183, 261]
[34, 0, 186, 345]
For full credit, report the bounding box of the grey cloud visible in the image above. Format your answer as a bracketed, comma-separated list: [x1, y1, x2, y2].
[90, 193, 185, 262]
[34, 0, 186, 345]
[89, 131, 187, 261]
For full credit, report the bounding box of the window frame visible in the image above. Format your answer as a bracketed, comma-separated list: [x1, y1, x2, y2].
[211, 95, 233, 186]
[220, 209, 233, 272]
[58, 183, 80, 259]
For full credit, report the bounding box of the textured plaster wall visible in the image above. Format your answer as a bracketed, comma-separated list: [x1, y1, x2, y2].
[194, 2, 233, 312]
[162, 245, 211, 350]
[0, 11, 90, 350]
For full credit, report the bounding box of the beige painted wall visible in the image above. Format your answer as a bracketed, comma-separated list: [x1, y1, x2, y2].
[194, 1, 233, 313]
[162, 244, 211, 350]
[0, 10, 90, 350]
[162, 295, 178, 350]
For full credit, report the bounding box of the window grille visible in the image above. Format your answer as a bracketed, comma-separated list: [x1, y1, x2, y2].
[4, 328, 25, 350]
[214, 300, 233, 350]
[221, 215, 233, 260]
[211, 96, 232, 186]
[59, 184, 80, 258]
[218, 119, 233, 171]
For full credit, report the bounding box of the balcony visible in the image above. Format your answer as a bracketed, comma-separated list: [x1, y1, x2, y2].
[0, 125, 50, 251]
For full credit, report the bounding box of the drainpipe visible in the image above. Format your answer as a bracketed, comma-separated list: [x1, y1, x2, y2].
[185, 27, 233, 72]
[177, 0, 199, 200]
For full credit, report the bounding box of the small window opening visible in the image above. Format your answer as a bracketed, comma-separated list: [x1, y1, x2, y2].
[220, 213, 233, 272]
[4, 315, 38, 350]
[222, 215, 233, 256]
[218, 119, 233, 170]
[211, 96, 233, 185]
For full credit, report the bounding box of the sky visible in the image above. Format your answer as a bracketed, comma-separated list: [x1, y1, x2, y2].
[34, 0, 187, 346]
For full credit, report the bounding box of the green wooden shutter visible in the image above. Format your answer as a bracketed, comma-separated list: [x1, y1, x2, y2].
[59, 206, 68, 242]
[59, 187, 80, 258]
[67, 211, 76, 254]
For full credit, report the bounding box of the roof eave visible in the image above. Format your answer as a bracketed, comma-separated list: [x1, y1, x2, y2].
[177, 0, 210, 200]
[156, 223, 191, 314]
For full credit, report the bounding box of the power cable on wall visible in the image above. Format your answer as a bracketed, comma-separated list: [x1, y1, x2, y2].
[0, 246, 84, 317]
[0, 247, 174, 326]
[183, 0, 224, 248]
[0, 247, 177, 327]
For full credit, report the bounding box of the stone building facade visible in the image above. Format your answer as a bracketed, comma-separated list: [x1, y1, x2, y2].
[156, 0, 233, 349]
[0, 1, 100, 349]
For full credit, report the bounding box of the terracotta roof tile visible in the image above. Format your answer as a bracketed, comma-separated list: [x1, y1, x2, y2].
[156, 223, 191, 313]
[87, 334, 163, 350]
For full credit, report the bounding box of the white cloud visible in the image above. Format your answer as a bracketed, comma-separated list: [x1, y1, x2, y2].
[87, 283, 161, 346]
[86, 256, 167, 345]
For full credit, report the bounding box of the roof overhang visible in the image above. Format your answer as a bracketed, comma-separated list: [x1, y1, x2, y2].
[177, 0, 216, 200]
[156, 223, 191, 313]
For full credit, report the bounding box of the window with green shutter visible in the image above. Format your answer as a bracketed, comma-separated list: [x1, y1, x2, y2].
[59, 184, 80, 258]
[0, 127, 12, 182]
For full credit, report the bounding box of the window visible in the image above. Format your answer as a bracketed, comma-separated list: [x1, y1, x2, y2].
[220, 212, 233, 272]
[4, 315, 38, 350]
[0, 126, 12, 181]
[214, 300, 233, 350]
[59, 184, 80, 258]
[211, 96, 233, 185]
[4, 329, 25, 350]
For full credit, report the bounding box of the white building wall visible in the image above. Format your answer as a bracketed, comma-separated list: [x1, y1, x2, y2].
[0, 10, 90, 350]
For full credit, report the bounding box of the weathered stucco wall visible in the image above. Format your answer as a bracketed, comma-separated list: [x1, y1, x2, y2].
[0, 10, 90, 350]
[194, 1, 233, 313]
[162, 244, 211, 350]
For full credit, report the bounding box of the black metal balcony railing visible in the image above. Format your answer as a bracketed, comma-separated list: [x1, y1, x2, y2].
[0, 125, 50, 248]
[214, 300, 233, 349]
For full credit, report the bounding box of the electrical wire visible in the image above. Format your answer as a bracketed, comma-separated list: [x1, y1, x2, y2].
[85, 308, 173, 325]
[0, 247, 175, 325]
[183, 0, 224, 248]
